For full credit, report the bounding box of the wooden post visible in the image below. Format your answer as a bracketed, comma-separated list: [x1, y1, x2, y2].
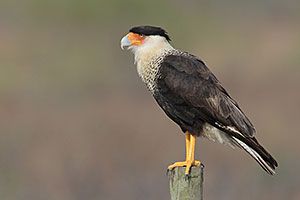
[168, 164, 204, 200]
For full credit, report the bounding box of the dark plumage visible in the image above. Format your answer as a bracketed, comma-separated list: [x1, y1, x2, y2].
[155, 54, 254, 136]
[130, 25, 171, 41]
[154, 53, 278, 174]
[121, 25, 278, 175]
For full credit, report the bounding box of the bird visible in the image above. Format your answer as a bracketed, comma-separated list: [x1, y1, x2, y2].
[120, 25, 278, 176]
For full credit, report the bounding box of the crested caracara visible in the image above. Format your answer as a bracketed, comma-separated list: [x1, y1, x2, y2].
[120, 25, 278, 175]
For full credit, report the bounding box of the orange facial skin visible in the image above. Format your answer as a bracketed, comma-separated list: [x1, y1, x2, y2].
[127, 32, 145, 46]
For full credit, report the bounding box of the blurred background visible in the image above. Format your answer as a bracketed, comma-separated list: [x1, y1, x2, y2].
[0, 0, 299, 199]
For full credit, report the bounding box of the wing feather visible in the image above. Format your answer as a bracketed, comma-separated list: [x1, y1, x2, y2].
[156, 53, 278, 174]
[159, 54, 256, 137]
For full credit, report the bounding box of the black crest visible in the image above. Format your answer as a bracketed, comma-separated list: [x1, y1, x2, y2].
[129, 25, 171, 41]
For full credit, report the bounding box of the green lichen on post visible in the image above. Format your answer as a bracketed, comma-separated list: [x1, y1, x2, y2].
[168, 165, 204, 200]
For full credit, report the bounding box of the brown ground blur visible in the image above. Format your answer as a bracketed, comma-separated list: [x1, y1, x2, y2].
[0, 1, 300, 200]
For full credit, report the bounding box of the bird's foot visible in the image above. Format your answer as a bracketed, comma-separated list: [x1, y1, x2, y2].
[168, 160, 201, 175]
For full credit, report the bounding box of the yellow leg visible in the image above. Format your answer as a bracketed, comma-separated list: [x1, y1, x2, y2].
[168, 132, 201, 175]
[185, 133, 190, 159]
[185, 134, 200, 174]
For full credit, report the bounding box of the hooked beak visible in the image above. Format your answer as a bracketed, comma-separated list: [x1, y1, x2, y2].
[120, 34, 131, 50]
[120, 33, 144, 50]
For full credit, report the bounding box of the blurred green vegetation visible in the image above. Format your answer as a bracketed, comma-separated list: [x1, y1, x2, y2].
[0, 0, 300, 200]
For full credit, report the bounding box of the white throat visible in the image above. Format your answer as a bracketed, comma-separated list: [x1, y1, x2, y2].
[129, 36, 174, 85]
[132, 36, 173, 63]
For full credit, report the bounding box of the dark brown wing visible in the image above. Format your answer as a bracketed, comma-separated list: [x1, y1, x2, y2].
[158, 53, 256, 137]
[155, 53, 277, 174]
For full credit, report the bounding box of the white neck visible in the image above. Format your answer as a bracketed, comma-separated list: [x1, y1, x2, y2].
[129, 35, 174, 65]
[128, 35, 175, 91]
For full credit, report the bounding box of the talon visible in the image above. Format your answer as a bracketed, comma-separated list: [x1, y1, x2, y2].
[167, 161, 187, 171]
[166, 168, 173, 176]
[185, 161, 192, 175]
[168, 160, 201, 174]
[193, 160, 201, 167]
[184, 174, 191, 181]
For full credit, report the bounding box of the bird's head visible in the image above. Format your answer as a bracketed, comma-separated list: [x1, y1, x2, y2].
[120, 26, 172, 55]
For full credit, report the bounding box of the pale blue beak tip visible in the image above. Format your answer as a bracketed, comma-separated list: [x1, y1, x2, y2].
[120, 35, 131, 50]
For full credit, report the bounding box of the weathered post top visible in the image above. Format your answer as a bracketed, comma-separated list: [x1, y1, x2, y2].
[168, 165, 204, 200]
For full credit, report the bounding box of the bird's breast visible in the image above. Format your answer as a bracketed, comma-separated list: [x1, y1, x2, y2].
[136, 50, 174, 93]
[137, 59, 160, 92]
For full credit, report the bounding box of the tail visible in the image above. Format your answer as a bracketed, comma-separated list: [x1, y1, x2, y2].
[232, 136, 278, 175]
